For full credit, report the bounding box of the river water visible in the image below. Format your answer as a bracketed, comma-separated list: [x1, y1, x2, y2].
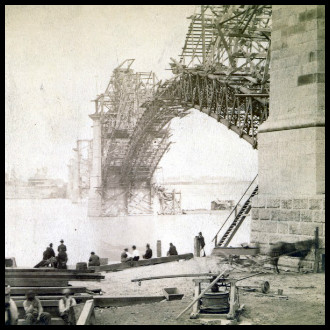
[5, 181, 253, 267]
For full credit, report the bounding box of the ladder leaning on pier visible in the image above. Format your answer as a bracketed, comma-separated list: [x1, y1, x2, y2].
[212, 175, 258, 248]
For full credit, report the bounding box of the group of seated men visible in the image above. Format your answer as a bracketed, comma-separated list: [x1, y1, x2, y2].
[34, 240, 68, 269]
[121, 243, 178, 263]
[5, 285, 77, 325]
[121, 245, 148, 263]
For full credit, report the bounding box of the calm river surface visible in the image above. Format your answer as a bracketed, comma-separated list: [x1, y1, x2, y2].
[5, 181, 253, 267]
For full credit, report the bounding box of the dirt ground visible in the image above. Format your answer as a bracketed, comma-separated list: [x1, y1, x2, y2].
[72, 257, 325, 325]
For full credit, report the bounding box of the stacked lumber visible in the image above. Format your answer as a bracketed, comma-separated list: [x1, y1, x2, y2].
[93, 253, 194, 272]
[5, 268, 105, 287]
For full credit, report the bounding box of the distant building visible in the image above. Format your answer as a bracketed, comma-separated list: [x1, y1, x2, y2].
[211, 199, 234, 210]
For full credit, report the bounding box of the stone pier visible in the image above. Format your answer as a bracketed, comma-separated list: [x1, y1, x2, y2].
[88, 114, 102, 216]
[251, 5, 325, 268]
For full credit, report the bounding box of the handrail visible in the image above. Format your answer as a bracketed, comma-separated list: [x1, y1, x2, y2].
[211, 174, 258, 244]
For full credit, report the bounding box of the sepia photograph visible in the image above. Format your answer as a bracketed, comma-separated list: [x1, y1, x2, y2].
[5, 5, 325, 325]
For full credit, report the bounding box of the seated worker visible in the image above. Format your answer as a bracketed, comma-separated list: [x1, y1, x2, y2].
[167, 243, 178, 256]
[58, 288, 77, 325]
[121, 248, 132, 263]
[23, 290, 51, 325]
[88, 251, 100, 267]
[132, 245, 140, 261]
[5, 284, 18, 325]
[34, 246, 52, 268]
[57, 250, 68, 269]
[142, 244, 152, 259]
[46, 243, 55, 259]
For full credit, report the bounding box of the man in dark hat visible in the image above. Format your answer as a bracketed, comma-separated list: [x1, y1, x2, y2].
[57, 250, 68, 269]
[46, 243, 55, 259]
[23, 290, 51, 325]
[58, 240, 67, 253]
[197, 232, 206, 257]
[88, 252, 100, 267]
[167, 243, 178, 256]
[34, 245, 52, 268]
[142, 244, 153, 259]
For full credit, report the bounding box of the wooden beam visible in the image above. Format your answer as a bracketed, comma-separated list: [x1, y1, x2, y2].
[76, 299, 95, 325]
[5, 272, 104, 280]
[93, 295, 166, 308]
[131, 273, 217, 282]
[5, 278, 69, 287]
[95, 253, 193, 272]
[9, 286, 87, 296]
[5, 268, 95, 273]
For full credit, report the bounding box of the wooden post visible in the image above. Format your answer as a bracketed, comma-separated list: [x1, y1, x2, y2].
[192, 281, 201, 316]
[314, 227, 319, 273]
[157, 240, 162, 258]
[194, 236, 200, 257]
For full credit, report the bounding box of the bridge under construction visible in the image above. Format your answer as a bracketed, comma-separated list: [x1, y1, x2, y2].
[67, 5, 324, 262]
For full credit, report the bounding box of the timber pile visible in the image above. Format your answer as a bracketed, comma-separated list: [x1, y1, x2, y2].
[6, 267, 103, 324]
[92, 253, 194, 272]
[5, 268, 104, 287]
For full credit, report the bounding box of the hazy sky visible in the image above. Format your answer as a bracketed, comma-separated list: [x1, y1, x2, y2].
[5, 5, 258, 181]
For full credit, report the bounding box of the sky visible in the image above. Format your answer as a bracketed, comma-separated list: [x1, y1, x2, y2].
[5, 5, 258, 182]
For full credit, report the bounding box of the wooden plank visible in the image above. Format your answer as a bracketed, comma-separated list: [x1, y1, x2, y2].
[93, 295, 166, 308]
[97, 253, 193, 272]
[18, 317, 65, 325]
[5, 268, 95, 273]
[5, 272, 104, 280]
[9, 286, 87, 296]
[12, 294, 92, 302]
[15, 300, 63, 308]
[211, 247, 259, 257]
[76, 299, 94, 325]
[131, 273, 217, 282]
[5, 278, 69, 287]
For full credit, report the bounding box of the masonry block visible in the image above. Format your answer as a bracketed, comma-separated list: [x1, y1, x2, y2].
[292, 199, 308, 209]
[259, 221, 277, 234]
[300, 222, 319, 236]
[300, 210, 313, 222]
[266, 198, 281, 208]
[250, 231, 259, 244]
[250, 220, 260, 232]
[289, 222, 300, 235]
[270, 210, 281, 221]
[258, 233, 270, 244]
[259, 209, 271, 220]
[268, 234, 286, 243]
[277, 222, 289, 234]
[281, 199, 292, 209]
[251, 208, 259, 220]
[309, 199, 322, 210]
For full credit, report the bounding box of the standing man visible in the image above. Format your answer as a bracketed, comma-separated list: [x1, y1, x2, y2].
[58, 288, 76, 325]
[23, 290, 51, 325]
[142, 244, 153, 259]
[167, 243, 178, 256]
[58, 239, 67, 253]
[198, 232, 206, 257]
[88, 252, 100, 267]
[132, 245, 140, 261]
[5, 285, 18, 325]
